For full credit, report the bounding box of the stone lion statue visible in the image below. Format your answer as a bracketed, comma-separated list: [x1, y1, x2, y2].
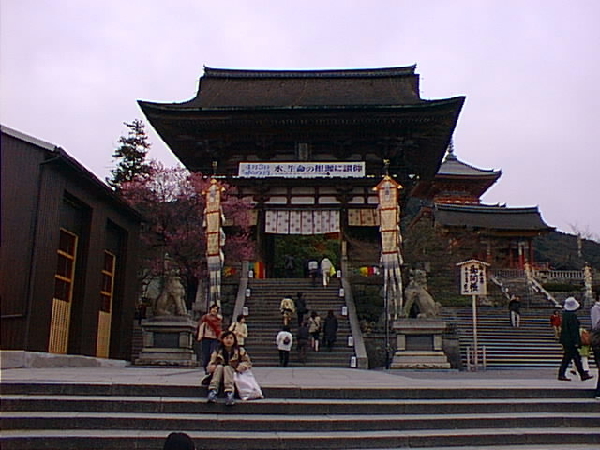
[154, 275, 188, 316]
[403, 269, 441, 319]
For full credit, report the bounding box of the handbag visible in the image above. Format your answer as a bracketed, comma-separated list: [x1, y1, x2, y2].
[233, 369, 263, 400]
[580, 328, 591, 346]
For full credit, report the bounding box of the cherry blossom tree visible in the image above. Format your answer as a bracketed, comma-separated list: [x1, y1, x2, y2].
[121, 161, 255, 302]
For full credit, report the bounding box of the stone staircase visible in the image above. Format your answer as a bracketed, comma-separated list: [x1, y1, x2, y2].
[1, 381, 599, 449]
[489, 274, 557, 307]
[443, 307, 595, 369]
[244, 278, 355, 367]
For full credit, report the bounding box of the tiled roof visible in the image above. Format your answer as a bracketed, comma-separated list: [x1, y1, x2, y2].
[156, 66, 425, 109]
[437, 151, 501, 178]
[434, 203, 553, 232]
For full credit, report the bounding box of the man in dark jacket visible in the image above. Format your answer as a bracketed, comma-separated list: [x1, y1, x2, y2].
[558, 297, 593, 382]
[322, 310, 338, 351]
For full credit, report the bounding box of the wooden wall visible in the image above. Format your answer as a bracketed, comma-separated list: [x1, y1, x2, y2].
[1, 130, 140, 360]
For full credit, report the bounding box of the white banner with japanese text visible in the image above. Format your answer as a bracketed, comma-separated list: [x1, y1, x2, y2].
[238, 162, 365, 178]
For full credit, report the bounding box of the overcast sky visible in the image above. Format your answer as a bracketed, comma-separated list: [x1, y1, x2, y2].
[1, 1, 598, 238]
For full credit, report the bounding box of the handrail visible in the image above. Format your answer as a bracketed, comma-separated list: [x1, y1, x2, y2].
[232, 261, 250, 320]
[341, 259, 368, 369]
[534, 269, 583, 280]
[530, 277, 560, 307]
[492, 268, 584, 282]
[489, 275, 511, 301]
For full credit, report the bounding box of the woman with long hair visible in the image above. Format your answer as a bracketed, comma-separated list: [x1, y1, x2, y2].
[229, 314, 248, 347]
[206, 330, 251, 406]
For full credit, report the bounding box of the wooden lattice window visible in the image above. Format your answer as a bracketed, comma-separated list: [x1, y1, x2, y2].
[100, 251, 116, 313]
[53, 229, 77, 302]
[49, 228, 78, 354]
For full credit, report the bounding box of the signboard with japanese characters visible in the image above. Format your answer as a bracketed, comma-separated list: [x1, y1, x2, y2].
[457, 260, 490, 295]
[238, 162, 365, 178]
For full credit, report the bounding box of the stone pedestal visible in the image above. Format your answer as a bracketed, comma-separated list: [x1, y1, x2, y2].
[391, 319, 450, 369]
[135, 316, 197, 366]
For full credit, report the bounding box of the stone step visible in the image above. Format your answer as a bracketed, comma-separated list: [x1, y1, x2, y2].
[1, 383, 594, 399]
[12, 396, 590, 416]
[2, 410, 598, 431]
[242, 278, 353, 369]
[3, 375, 598, 449]
[1, 427, 599, 449]
[440, 307, 594, 369]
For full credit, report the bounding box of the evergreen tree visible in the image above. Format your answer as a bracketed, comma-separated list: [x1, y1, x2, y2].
[107, 119, 151, 190]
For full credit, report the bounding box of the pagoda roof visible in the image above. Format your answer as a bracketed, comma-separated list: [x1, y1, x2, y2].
[434, 203, 554, 233]
[138, 66, 465, 180]
[437, 149, 501, 179]
[411, 148, 501, 200]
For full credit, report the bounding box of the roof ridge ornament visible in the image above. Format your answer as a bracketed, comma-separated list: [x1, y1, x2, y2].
[383, 158, 390, 177]
[445, 139, 457, 161]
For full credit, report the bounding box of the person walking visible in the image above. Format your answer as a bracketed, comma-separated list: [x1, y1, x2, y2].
[229, 314, 248, 348]
[550, 309, 562, 340]
[557, 297, 593, 382]
[320, 257, 333, 287]
[206, 330, 251, 406]
[296, 321, 310, 364]
[284, 254, 295, 278]
[276, 325, 293, 367]
[295, 292, 308, 326]
[307, 259, 319, 287]
[197, 304, 222, 374]
[308, 310, 322, 352]
[322, 309, 338, 351]
[508, 295, 521, 327]
[589, 294, 600, 399]
[279, 296, 295, 327]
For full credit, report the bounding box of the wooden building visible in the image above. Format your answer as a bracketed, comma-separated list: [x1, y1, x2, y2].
[412, 147, 554, 269]
[139, 66, 464, 275]
[1, 125, 142, 359]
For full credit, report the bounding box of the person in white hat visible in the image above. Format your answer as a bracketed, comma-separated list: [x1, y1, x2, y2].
[558, 297, 593, 382]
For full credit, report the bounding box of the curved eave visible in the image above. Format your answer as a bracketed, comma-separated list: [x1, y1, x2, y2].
[411, 172, 502, 199]
[139, 97, 464, 180]
[433, 204, 554, 233]
[138, 97, 464, 114]
[202, 65, 418, 79]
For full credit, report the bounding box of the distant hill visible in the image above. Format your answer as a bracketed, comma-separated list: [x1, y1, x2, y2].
[534, 231, 600, 270]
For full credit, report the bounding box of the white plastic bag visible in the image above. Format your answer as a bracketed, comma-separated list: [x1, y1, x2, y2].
[233, 369, 263, 400]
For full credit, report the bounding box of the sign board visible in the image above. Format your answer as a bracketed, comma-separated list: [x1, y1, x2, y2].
[238, 162, 365, 178]
[457, 260, 490, 295]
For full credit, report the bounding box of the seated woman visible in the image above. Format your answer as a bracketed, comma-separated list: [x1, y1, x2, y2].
[206, 330, 251, 406]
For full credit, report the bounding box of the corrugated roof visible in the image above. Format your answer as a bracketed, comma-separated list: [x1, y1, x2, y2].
[1, 124, 142, 220]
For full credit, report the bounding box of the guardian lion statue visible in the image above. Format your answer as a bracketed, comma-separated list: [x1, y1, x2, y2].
[403, 269, 441, 319]
[154, 275, 188, 316]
